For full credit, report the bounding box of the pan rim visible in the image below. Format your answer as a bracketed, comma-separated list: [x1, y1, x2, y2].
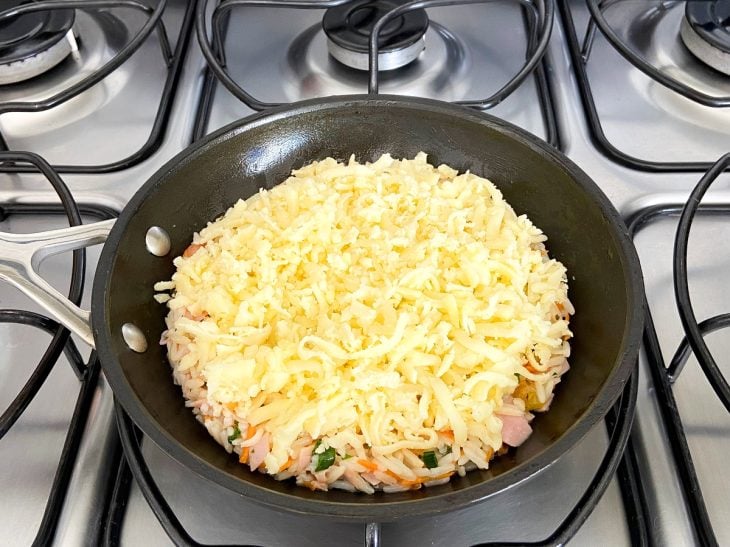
[92, 94, 644, 521]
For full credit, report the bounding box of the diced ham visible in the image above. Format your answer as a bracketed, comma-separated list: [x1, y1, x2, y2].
[183, 243, 202, 257]
[344, 468, 375, 494]
[297, 444, 313, 472]
[182, 308, 209, 321]
[498, 413, 533, 447]
[248, 433, 269, 471]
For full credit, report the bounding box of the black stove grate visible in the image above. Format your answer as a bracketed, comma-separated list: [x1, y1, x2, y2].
[559, 0, 730, 172]
[192, 0, 560, 149]
[0, 150, 117, 545]
[0, 0, 196, 174]
[624, 153, 730, 547]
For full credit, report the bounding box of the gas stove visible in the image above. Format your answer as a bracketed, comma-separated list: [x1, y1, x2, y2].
[0, 1, 728, 545]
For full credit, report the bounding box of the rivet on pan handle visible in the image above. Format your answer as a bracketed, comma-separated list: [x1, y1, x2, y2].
[0, 219, 116, 348]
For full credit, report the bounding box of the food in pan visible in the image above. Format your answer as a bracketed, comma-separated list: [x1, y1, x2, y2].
[154, 153, 573, 493]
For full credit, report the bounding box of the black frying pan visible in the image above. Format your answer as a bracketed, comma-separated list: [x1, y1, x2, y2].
[1, 96, 644, 521]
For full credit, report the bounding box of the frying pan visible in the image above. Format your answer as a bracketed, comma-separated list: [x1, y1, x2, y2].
[0, 96, 643, 521]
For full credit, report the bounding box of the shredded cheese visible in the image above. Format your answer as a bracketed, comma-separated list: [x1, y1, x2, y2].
[157, 153, 572, 483]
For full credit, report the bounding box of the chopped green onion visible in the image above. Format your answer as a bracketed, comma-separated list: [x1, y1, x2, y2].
[227, 424, 241, 444]
[314, 438, 323, 452]
[315, 447, 336, 471]
[445, 445, 452, 455]
[421, 450, 438, 469]
[342, 453, 353, 460]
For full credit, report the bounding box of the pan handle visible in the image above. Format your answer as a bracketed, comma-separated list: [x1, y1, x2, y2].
[365, 522, 380, 547]
[0, 219, 116, 348]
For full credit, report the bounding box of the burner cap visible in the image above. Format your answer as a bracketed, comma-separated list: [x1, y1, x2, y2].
[322, 0, 429, 71]
[0, 1, 75, 84]
[680, 0, 730, 75]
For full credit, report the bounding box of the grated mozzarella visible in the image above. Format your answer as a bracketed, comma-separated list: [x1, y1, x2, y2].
[157, 153, 572, 488]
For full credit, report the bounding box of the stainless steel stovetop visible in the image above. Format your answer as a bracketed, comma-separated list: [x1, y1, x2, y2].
[1, 1, 729, 545]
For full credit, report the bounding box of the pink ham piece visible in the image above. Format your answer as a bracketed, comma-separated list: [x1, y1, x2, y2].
[248, 433, 270, 471]
[498, 413, 533, 447]
[297, 444, 313, 472]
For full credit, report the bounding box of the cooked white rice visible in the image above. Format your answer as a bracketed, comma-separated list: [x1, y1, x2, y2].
[155, 153, 573, 492]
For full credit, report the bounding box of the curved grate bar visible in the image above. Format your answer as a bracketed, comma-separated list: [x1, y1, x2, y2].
[113, 400, 254, 547]
[672, 153, 730, 411]
[585, 0, 730, 108]
[0, 0, 170, 116]
[668, 313, 730, 383]
[0, 0, 198, 174]
[558, 0, 726, 172]
[33, 354, 102, 546]
[198, 0, 355, 111]
[624, 201, 727, 546]
[0, 309, 84, 380]
[368, 0, 553, 112]
[0, 151, 84, 437]
[197, 0, 553, 113]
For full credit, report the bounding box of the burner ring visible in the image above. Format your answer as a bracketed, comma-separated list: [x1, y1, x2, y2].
[322, 0, 429, 71]
[0, 1, 75, 84]
[680, 0, 730, 75]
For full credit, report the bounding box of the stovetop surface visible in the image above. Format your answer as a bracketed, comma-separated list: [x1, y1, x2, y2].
[0, 1, 729, 545]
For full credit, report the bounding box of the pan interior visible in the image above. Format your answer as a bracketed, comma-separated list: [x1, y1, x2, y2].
[95, 97, 640, 519]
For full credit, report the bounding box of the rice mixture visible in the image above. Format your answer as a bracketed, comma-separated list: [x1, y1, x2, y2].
[154, 153, 573, 493]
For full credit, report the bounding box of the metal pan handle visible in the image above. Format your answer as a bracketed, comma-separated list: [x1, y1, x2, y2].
[365, 522, 380, 547]
[0, 219, 116, 348]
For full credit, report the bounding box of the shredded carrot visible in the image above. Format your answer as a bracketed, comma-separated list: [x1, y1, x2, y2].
[238, 426, 257, 465]
[384, 472, 424, 487]
[485, 448, 494, 461]
[385, 470, 401, 482]
[401, 477, 425, 487]
[183, 243, 202, 257]
[278, 456, 295, 473]
[524, 363, 539, 374]
[432, 472, 454, 481]
[439, 429, 455, 442]
[358, 459, 378, 472]
[556, 302, 564, 312]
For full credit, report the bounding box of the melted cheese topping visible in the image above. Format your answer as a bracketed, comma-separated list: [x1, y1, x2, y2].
[158, 153, 571, 475]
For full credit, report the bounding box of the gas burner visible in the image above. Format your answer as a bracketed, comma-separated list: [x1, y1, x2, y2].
[0, 1, 76, 85]
[680, 0, 730, 76]
[322, 0, 428, 71]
